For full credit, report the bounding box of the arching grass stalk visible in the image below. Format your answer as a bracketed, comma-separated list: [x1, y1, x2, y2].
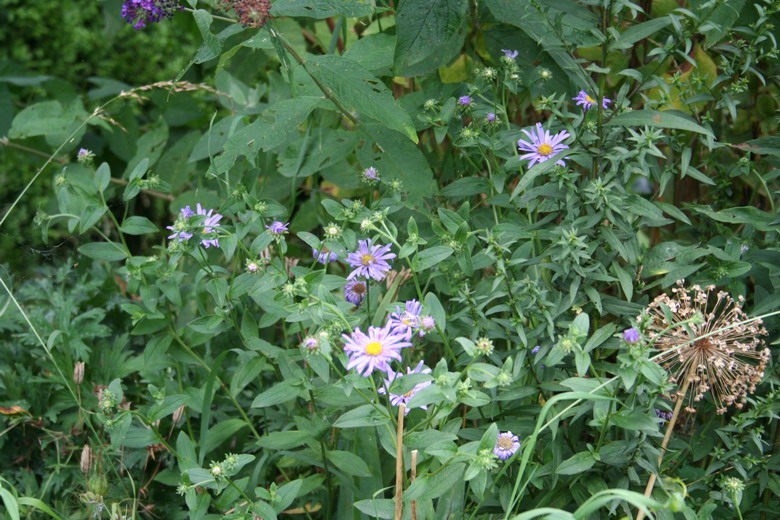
[496, 309, 780, 520]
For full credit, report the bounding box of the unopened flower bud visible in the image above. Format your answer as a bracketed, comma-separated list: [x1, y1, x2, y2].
[74, 361, 85, 385]
[80, 444, 92, 474]
[172, 404, 186, 424]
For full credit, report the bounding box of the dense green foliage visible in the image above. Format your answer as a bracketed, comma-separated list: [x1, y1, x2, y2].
[1, 0, 779, 519]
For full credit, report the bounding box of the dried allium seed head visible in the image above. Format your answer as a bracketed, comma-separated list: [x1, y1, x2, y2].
[641, 281, 769, 414]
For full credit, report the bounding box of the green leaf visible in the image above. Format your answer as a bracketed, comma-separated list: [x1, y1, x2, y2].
[605, 109, 714, 137]
[556, 452, 595, 475]
[203, 419, 248, 454]
[0, 484, 20, 520]
[611, 17, 672, 50]
[256, 431, 311, 450]
[271, 0, 373, 19]
[305, 54, 418, 143]
[404, 462, 465, 501]
[327, 450, 373, 477]
[735, 136, 780, 157]
[394, 0, 468, 77]
[213, 97, 321, 174]
[333, 404, 391, 428]
[120, 216, 159, 235]
[424, 292, 446, 332]
[354, 499, 394, 519]
[78, 242, 128, 262]
[687, 205, 778, 232]
[358, 124, 436, 203]
[16, 498, 63, 520]
[251, 378, 304, 408]
[441, 177, 490, 198]
[415, 246, 453, 271]
[9, 100, 73, 139]
[610, 411, 659, 433]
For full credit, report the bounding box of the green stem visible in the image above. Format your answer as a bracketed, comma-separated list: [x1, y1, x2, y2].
[169, 330, 262, 440]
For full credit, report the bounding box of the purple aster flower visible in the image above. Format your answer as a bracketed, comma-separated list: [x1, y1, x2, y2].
[362, 166, 380, 184]
[346, 240, 395, 281]
[573, 90, 611, 111]
[313, 248, 338, 264]
[486, 112, 497, 123]
[501, 49, 519, 59]
[655, 409, 673, 423]
[531, 345, 541, 354]
[387, 299, 423, 339]
[344, 280, 367, 305]
[494, 431, 521, 461]
[121, 0, 179, 30]
[342, 323, 412, 376]
[166, 206, 195, 242]
[378, 361, 432, 414]
[195, 203, 222, 248]
[266, 221, 289, 235]
[516, 123, 571, 168]
[458, 95, 473, 107]
[623, 327, 640, 344]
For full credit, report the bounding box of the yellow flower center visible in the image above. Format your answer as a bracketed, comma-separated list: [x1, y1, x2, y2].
[537, 143, 553, 156]
[361, 254, 375, 266]
[497, 436, 514, 450]
[586, 95, 596, 104]
[365, 342, 382, 356]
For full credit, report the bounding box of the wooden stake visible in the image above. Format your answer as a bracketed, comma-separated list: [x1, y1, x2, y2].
[394, 404, 406, 520]
[411, 449, 418, 520]
[636, 378, 690, 520]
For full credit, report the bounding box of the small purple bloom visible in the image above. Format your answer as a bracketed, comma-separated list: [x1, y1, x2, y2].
[623, 328, 640, 344]
[516, 123, 571, 168]
[655, 409, 673, 422]
[346, 240, 395, 281]
[302, 336, 319, 351]
[267, 221, 289, 235]
[313, 248, 338, 264]
[344, 280, 367, 305]
[458, 95, 473, 107]
[501, 49, 519, 59]
[573, 90, 611, 111]
[420, 316, 435, 335]
[378, 361, 432, 413]
[195, 203, 222, 248]
[180, 205, 194, 219]
[531, 345, 540, 354]
[494, 431, 521, 461]
[342, 323, 412, 376]
[121, 0, 179, 30]
[362, 166, 380, 183]
[486, 112, 497, 123]
[388, 299, 423, 339]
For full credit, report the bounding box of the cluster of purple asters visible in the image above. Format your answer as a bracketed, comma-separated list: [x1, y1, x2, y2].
[121, 0, 180, 29]
[166, 204, 222, 248]
[377, 361, 433, 415]
[387, 299, 436, 339]
[346, 239, 395, 282]
[342, 299, 436, 411]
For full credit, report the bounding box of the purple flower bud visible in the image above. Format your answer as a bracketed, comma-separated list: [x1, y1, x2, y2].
[458, 95, 472, 107]
[623, 328, 640, 344]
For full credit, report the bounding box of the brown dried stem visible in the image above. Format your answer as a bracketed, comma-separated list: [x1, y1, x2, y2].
[411, 449, 418, 520]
